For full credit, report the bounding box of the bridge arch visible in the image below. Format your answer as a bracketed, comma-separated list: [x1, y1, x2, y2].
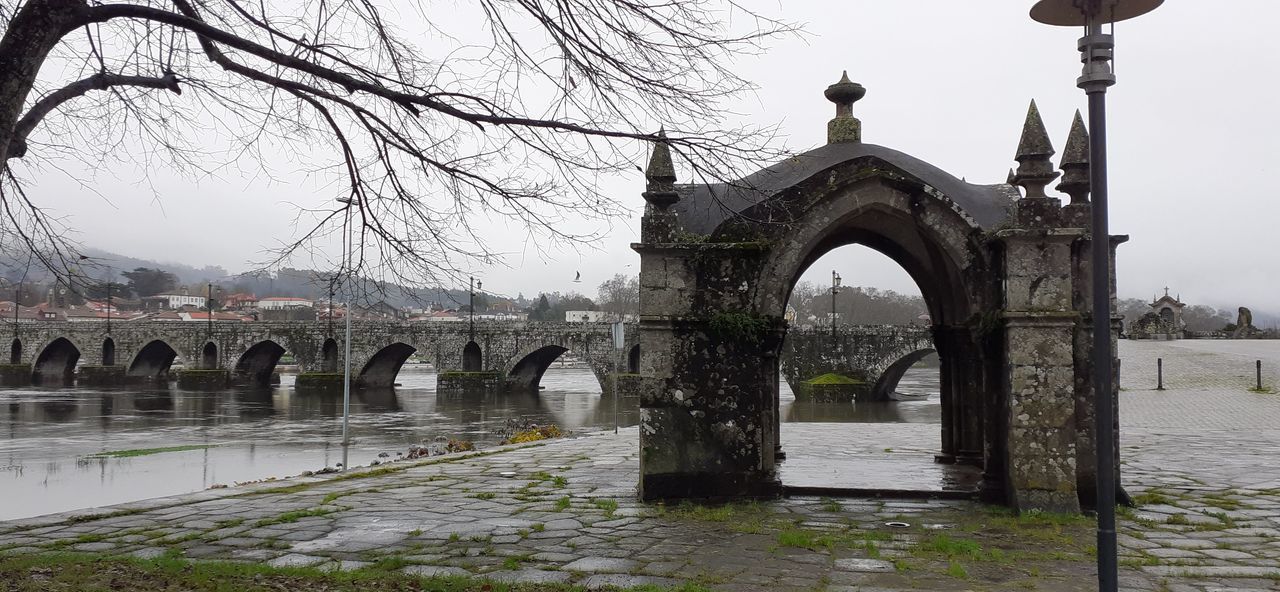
[507, 345, 569, 392]
[128, 340, 181, 378]
[33, 337, 80, 383]
[321, 338, 338, 373]
[462, 341, 482, 371]
[9, 338, 19, 364]
[359, 342, 416, 388]
[102, 337, 116, 366]
[871, 348, 938, 401]
[626, 344, 640, 374]
[235, 340, 287, 385]
[201, 342, 218, 369]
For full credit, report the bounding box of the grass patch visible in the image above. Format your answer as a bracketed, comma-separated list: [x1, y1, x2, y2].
[915, 534, 983, 560]
[85, 445, 215, 459]
[776, 529, 834, 552]
[1165, 513, 1190, 526]
[592, 498, 619, 518]
[0, 551, 588, 591]
[819, 497, 842, 513]
[254, 507, 336, 528]
[1132, 491, 1172, 506]
[554, 496, 572, 511]
[946, 561, 970, 579]
[472, 492, 496, 501]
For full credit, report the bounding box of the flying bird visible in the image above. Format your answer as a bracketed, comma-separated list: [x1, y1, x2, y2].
[573, 271, 581, 283]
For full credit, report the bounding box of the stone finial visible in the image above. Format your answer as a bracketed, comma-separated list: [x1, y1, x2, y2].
[1055, 110, 1090, 205]
[1011, 100, 1059, 199]
[642, 129, 679, 209]
[824, 71, 865, 144]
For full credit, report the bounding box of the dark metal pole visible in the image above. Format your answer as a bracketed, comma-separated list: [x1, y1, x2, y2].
[1156, 357, 1163, 391]
[1258, 360, 1264, 391]
[207, 282, 213, 339]
[469, 276, 475, 343]
[105, 275, 111, 334]
[1083, 17, 1118, 592]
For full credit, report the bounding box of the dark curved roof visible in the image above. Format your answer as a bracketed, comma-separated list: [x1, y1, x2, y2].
[670, 142, 1017, 235]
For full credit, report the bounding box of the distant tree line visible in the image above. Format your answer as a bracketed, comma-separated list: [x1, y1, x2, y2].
[786, 281, 928, 327]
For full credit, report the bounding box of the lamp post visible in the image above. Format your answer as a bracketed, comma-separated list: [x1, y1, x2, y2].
[337, 196, 355, 472]
[105, 272, 111, 334]
[1030, 2, 1162, 591]
[206, 282, 213, 340]
[469, 277, 482, 342]
[830, 271, 841, 337]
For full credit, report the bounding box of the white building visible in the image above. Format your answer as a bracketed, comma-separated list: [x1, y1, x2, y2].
[154, 293, 206, 309]
[565, 310, 609, 323]
[258, 297, 313, 310]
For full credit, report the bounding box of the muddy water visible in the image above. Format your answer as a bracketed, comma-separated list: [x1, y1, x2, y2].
[0, 365, 939, 520]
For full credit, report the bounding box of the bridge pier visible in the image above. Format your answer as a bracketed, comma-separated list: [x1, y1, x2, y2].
[177, 369, 230, 389]
[0, 364, 31, 386]
[78, 365, 127, 386]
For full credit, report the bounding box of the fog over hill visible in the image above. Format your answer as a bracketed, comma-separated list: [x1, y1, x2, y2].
[1, 246, 1275, 330]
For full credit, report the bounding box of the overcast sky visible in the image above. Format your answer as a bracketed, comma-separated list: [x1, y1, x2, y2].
[19, 1, 1280, 310]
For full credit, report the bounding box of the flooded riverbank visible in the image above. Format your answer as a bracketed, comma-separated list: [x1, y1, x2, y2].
[0, 366, 939, 520]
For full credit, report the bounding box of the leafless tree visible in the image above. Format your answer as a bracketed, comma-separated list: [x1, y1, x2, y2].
[596, 273, 637, 315]
[0, 0, 793, 298]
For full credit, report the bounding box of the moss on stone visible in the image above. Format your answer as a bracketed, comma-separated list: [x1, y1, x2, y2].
[804, 373, 864, 386]
[0, 364, 32, 386]
[176, 369, 230, 389]
[296, 372, 344, 390]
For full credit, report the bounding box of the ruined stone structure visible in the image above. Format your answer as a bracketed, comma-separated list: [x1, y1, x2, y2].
[632, 73, 1124, 513]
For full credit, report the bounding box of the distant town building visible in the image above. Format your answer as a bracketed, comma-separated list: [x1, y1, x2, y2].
[258, 297, 312, 310]
[222, 293, 258, 310]
[564, 310, 629, 323]
[142, 293, 207, 311]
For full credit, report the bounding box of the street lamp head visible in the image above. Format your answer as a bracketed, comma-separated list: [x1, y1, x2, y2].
[1030, 0, 1162, 26]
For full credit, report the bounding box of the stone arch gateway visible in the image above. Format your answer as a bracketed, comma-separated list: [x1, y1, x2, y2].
[632, 74, 1123, 513]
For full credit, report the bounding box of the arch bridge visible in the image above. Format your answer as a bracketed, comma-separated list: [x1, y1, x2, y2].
[0, 321, 930, 396]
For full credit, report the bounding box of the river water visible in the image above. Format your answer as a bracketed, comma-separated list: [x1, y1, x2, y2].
[0, 365, 939, 520]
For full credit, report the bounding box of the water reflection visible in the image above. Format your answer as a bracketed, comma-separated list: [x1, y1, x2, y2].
[0, 365, 937, 520]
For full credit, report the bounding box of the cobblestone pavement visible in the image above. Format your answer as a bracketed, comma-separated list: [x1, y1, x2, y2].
[1118, 340, 1280, 591]
[1, 340, 1278, 591]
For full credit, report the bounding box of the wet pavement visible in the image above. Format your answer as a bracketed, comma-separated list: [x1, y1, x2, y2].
[0, 428, 1097, 591]
[779, 423, 983, 494]
[3, 341, 1279, 590]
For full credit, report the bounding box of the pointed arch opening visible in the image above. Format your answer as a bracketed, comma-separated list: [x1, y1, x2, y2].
[871, 348, 939, 401]
[462, 340, 482, 372]
[33, 338, 80, 384]
[321, 338, 339, 373]
[201, 342, 218, 369]
[102, 338, 116, 366]
[235, 340, 287, 385]
[128, 340, 180, 378]
[507, 345, 569, 392]
[359, 342, 417, 388]
[626, 344, 640, 374]
[740, 173, 990, 492]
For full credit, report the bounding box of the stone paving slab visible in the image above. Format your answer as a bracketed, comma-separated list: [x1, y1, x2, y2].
[2, 340, 1280, 591]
